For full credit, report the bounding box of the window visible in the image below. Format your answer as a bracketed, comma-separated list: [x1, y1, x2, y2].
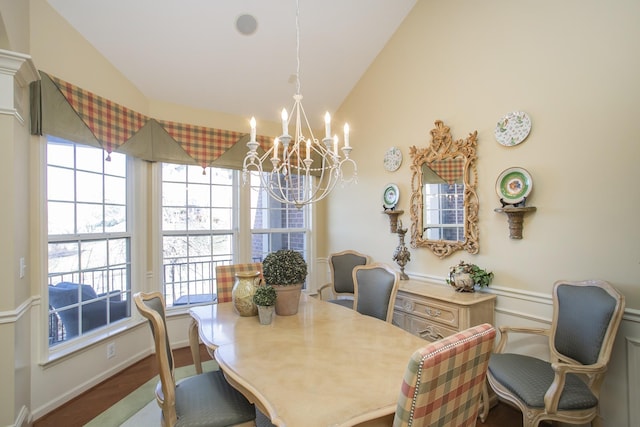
[423, 183, 464, 241]
[47, 137, 131, 346]
[250, 172, 309, 280]
[160, 166, 311, 306]
[161, 164, 234, 306]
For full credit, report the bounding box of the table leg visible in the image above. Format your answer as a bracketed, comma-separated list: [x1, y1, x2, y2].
[188, 318, 203, 374]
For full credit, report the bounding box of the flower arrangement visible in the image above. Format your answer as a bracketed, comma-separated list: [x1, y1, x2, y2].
[253, 285, 277, 306]
[446, 261, 493, 292]
[262, 249, 308, 286]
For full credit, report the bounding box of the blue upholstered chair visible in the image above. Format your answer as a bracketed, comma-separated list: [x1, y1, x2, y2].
[318, 250, 370, 308]
[485, 280, 625, 427]
[134, 291, 257, 427]
[352, 262, 399, 323]
[48, 282, 129, 340]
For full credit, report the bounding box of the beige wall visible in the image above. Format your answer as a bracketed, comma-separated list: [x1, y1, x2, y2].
[331, 0, 640, 308]
[330, 1, 640, 424]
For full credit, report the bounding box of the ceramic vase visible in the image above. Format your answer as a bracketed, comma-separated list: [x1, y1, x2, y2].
[232, 271, 261, 316]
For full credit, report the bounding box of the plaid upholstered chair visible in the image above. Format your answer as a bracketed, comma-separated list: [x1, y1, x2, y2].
[134, 292, 257, 427]
[318, 250, 370, 308]
[393, 323, 496, 427]
[215, 263, 263, 303]
[485, 280, 625, 427]
[352, 262, 399, 323]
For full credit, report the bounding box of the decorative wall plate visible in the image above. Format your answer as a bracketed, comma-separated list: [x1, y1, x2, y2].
[383, 183, 400, 209]
[383, 147, 403, 172]
[495, 167, 532, 204]
[494, 111, 531, 146]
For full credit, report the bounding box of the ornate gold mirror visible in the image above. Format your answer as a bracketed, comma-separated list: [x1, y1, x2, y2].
[409, 120, 479, 258]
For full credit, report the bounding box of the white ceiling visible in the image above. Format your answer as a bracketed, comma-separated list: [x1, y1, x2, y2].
[47, 0, 416, 125]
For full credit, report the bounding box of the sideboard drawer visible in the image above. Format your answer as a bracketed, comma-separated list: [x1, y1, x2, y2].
[398, 295, 460, 329]
[407, 316, 458, 342]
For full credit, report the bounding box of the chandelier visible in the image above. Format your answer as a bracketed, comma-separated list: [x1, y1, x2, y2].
[242, 0, 356, 208]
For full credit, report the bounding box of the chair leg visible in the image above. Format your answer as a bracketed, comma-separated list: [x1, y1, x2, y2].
[188, 318, 203, 374]
[479, 381, 490, 423]
[592, 415, 602, 427]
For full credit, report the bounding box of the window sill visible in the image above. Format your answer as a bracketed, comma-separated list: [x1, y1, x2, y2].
[41, 318, 146, 368]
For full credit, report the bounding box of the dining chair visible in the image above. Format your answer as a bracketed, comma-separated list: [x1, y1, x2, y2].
[352, 262, 399, 323]
[393, 323, 496, 427]
[215, 262, 263, 303]
[134, 291, 257, 427]
[318, 250, 370, 308]
[484, 280, 625, 427]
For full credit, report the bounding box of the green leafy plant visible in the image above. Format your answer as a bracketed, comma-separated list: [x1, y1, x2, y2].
[262, 249, 308, 286]
[446, 261, 494, 289]
[253, 285, 277, 306]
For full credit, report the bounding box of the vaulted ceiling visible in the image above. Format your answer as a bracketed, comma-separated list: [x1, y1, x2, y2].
[48, 0, 416, 124]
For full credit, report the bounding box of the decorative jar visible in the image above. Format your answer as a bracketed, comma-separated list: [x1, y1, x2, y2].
[232, 271, 261, 316]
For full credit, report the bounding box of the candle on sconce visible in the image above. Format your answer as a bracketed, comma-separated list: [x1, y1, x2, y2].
[344, 123, 350, 147]
[333, 135, 339, 155]
[324, 112, 331, 139]
[306, 138, 311, 160]
[250, 117, 256, 142]
[281, 109, 288, 135]
[273, 137, 279, 160]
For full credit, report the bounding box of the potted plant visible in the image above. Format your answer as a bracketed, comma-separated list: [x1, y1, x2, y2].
[262, 249, 308, 315]
[446, 261, 493, 292]
[253, 285, 277, 325]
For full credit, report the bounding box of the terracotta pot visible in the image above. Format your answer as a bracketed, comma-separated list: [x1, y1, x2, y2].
[272, 284, 302, 316]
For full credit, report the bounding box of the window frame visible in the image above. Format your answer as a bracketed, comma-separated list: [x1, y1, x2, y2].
[40, 136, 146, 362]
[155, 165, 314, 309]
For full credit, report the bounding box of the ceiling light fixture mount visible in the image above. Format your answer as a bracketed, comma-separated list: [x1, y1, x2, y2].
[242, 0, 356, 208]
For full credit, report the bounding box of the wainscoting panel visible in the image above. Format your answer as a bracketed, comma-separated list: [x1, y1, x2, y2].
[626, 334, 640, 424]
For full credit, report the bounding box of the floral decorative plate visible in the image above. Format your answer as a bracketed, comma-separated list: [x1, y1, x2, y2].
[495, 167, 532, 204]
[383, 147, 402, 172]
[494, 111, 532, 146]
[383, 183, 400, 209]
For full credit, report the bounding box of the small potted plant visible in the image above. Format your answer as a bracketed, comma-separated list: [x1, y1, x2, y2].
[262, 249, 308, 315]
[253, 285, 277, 325]
[446, 261, 493, 292]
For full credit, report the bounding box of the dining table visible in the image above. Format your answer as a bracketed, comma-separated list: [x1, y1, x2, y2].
[189, 293, 427, 427]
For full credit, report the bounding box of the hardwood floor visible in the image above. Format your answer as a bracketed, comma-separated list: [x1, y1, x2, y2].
[33, 345, 526, 427]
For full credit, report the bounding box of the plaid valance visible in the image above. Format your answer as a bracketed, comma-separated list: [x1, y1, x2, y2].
[427, 158, 464, 185]
[31, 71, 271, 168]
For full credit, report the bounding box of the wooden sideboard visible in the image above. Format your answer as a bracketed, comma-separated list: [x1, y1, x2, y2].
[393, 279, 496, 342]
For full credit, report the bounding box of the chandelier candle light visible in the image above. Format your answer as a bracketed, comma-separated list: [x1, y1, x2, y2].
[243, 0, 356, 208]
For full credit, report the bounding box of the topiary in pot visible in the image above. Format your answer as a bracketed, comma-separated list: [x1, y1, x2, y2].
[262, 249, 308, 286]
[262, 250, 308, 315]
[253, 285, 277, 306]
[253, 285, 277, 325]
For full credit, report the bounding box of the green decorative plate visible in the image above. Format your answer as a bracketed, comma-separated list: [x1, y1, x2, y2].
[383, 183, 399, 209]
[496, 167, 532, 204]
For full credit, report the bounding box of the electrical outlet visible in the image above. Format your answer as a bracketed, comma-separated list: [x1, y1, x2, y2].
[107, 342, 116, 359]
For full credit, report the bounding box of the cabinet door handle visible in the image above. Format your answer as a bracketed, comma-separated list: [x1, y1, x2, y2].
[418, 326, 443, 341]
[424, 307, 441, 317]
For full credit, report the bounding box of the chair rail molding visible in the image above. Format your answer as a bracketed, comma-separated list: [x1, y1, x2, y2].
[0, 296, 36, 324]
